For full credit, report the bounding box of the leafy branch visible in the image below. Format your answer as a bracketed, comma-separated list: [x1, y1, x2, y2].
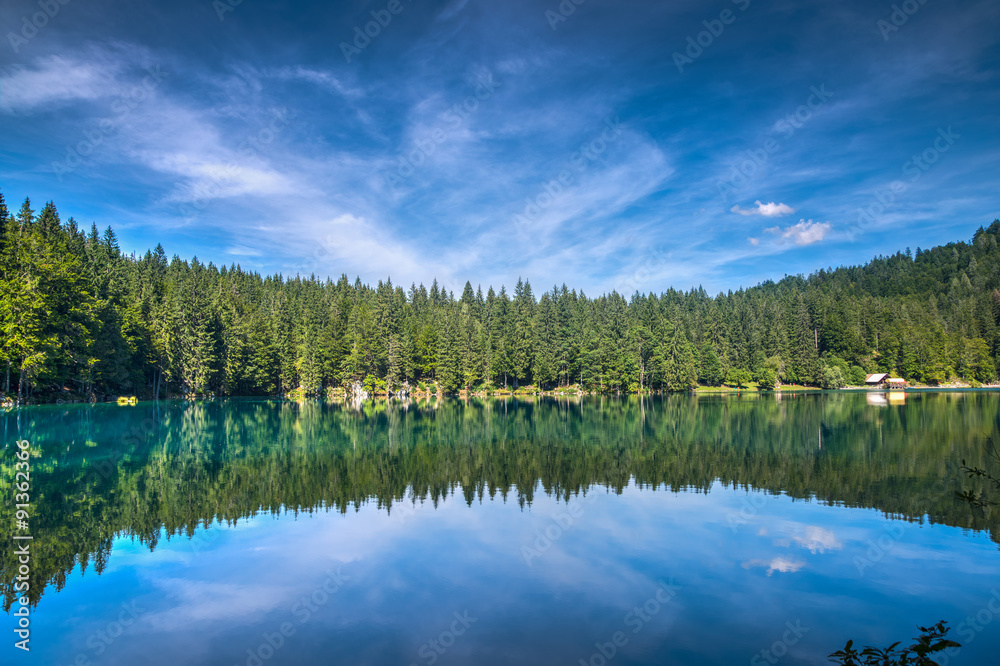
[956, 437, 1000, 508]
[829, 621, 960, 665]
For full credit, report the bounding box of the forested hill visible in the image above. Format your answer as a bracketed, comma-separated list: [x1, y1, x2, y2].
[1, 189, 998, 401]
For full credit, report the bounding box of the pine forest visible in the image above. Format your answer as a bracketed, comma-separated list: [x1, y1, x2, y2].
[2, 190, 999, 402]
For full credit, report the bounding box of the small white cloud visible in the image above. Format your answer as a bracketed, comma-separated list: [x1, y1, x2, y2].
[748, 237, 760, 246]
[742, 557, 806, 576]
[774, 525, 843, 553]
[225, 245, 263, 257]
[731, 200, 796, 217]
[765, 219, 831, 246]
[793, 526, 842, 553]
[267, 66, 359, 97]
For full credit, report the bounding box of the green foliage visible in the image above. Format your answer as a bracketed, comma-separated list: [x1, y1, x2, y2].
[726, 368, 753, 389]
[829, 621, 959, 665]
[3, 392, 998, 611]
[1, 189, 999, 401]
[959, 337, 995, 382]
[699, 344, 725, 386]
[956, 437, 1000, 508]
[659, 326, 698, 391]
[820, 365, 847, 389]
[754, 367, 777, 390]
[363, 374, 387, 395]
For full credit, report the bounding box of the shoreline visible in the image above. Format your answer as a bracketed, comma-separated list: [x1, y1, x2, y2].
[8, 384, 1000, 407]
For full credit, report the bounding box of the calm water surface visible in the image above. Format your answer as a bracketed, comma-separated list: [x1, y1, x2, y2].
[3, 392, 999, 665]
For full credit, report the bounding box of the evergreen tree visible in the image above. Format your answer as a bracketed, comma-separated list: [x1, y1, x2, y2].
[699, 343, 725, 387]
[0, 188, 998, 400]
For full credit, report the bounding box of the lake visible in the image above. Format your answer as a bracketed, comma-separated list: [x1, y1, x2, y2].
[3, 391, 999, 665]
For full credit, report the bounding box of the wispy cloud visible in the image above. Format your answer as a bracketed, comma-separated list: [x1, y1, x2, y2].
[731, 201, 796, 217]
[742, 557, 806, 576]
[0, 55, 117, 113]
[773, 524, 843, 554]
[1, 0, 996, 295]
[764, 220, 831, 246]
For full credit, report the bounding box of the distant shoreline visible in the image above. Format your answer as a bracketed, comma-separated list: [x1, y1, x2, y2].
[9, 384, 1000, 407]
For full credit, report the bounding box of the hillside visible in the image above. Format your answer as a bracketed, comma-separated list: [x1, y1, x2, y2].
[1, 189, 997, 401]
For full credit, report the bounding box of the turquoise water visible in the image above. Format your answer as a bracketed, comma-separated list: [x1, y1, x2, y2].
[3, 392, 999, 665]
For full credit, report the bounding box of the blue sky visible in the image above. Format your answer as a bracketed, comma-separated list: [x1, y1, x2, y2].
[1, 0, 998, 296]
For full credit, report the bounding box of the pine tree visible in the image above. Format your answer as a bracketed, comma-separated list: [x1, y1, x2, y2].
[532, 293, 559, 388]
[699, 343, 724, 386]
[0, 191, 998, 400]
[512, 278, 535, 386]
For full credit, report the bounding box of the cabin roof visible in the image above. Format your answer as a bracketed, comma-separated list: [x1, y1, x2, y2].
[865, 373, 889, 383]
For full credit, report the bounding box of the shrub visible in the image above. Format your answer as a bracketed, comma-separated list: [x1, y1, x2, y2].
[754, 367, 777, 390]
[362, 375, 387, 395]
[726, 368, 753, 389]
[820, 365, 847, 389]
[829, 621, 959, 665]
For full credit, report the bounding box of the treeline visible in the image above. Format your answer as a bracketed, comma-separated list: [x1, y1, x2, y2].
[2, 188, 999, 399]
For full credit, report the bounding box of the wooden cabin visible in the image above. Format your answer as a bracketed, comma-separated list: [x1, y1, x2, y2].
[865, 373, 889, 387]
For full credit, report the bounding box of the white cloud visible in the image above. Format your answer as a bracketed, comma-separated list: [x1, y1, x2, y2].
[0, 56, 116, 113]
[0, 43, 160, 113]
[225, 245, 264, 257]
[742, 557, 805, 576]
[146, 579, 291, 629]
[764, 219, 831, 246]
[266, 65, 360, 98]
[792, 526, 842, 553]
[774, 525, 843, 554]
[731, 200, 796, 217]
